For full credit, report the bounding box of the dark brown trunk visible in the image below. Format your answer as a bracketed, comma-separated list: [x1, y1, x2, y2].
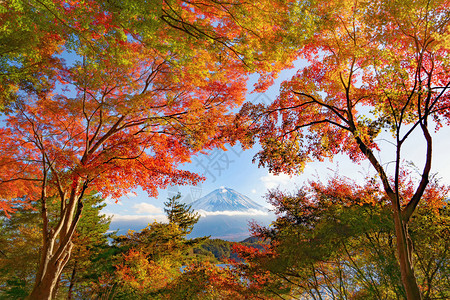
[67, 262, 77, 300]
[27, 243, 72, 300]
[392, 208, 422, 300]
[28, 179, 86, 299]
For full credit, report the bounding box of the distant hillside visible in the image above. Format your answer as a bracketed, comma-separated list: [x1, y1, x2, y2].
[194, 238, 268, 263]
[188, 214, 274, 241]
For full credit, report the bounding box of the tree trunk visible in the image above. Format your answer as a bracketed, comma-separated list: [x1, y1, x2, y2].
[27, 241, 73, 300]
[392, 209, 422, 300]
[52, 270, 62, 299]
[354, 136, 423, 299]
[27, 178, 86, 299]
[67, 262, 77, 300]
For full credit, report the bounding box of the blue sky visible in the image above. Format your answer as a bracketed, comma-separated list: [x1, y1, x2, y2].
[104, 61, 450, 231]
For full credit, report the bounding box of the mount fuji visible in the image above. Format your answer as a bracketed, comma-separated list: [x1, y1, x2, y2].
[188, 188, 274, 241]
[190, 187, 265, 212]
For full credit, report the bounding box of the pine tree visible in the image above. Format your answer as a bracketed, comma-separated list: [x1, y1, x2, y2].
[164, 194, 200, 235]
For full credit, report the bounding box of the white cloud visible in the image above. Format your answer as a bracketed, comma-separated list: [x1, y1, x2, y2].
[104, 191, 137, 206]
[133, 203, 163, 214]
[106, 213, 168, 223]
[196, 209, 269, 217]
[251, 189, 257, 194]
[260, 173, 292, 189]
[104, 196, 123, 206]
[219, 186, 227, 193]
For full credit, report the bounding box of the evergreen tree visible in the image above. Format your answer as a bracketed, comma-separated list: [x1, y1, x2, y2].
[62, 194, 112, 299]
[0, 204, 40, 299]
[94, 194, 208, 299]
[164, 194, 200, 235]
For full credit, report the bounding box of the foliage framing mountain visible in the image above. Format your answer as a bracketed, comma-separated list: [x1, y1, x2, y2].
[190, 187, 264, 212]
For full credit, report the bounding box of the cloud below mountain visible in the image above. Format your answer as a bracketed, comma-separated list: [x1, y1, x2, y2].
[107, 213, 167, 223]
[108, 187, 275, 240]
[195, 208, 269, 217]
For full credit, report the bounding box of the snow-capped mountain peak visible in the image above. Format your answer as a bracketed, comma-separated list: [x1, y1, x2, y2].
[190, 188, 264, 212]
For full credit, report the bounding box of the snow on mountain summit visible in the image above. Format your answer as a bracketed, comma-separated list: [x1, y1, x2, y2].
[190, 188, 264, 212]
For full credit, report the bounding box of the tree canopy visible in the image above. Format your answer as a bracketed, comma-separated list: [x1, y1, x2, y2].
[1, 0, 449, 299]
[0, 0, 310, 297]
[233, 176, 450, 299]
[237, 0, 450, 298]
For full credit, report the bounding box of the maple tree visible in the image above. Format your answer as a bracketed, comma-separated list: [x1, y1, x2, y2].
[0, 0, 308, 297]
[166, 261, 261, 300]
[233, 176, 450, 299]
[62, 194, 111, 299]
[0, 0, 310, 111]
[237, 0, 450, 298]
[0, 192, 111, 298]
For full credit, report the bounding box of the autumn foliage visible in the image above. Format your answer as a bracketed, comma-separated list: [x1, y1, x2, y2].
[232, 175, 450, 299]
[1, 0, 450, 299]
[0, 0, 302, 297]
[235, 0, 450, 298]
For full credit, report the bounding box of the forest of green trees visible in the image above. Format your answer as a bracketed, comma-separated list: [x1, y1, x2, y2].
[1, 0, 449, 299]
